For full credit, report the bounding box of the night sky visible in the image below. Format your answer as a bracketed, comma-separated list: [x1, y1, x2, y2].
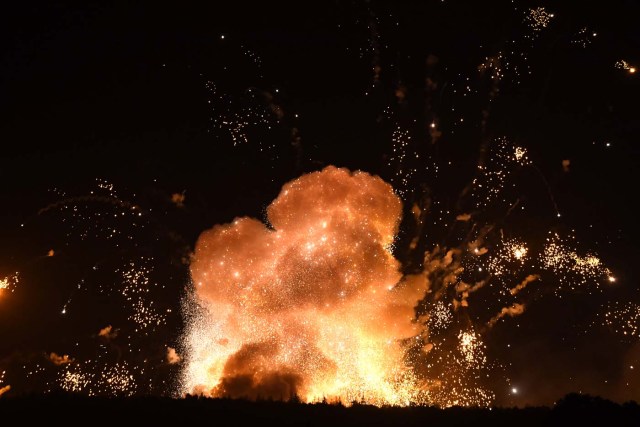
[1, 1, 639, 407]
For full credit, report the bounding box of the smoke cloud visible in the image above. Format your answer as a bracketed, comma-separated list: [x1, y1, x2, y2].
[167, 347, 181, 364]
[171, 192, 186, 208]
[456, 213, 472, 222]
[49, 352, 74, 366]
[98, 325, 118, 340]
[182, 166, 426, 404]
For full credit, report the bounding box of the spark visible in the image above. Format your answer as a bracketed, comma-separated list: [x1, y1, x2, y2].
[0, 370, 10, 397]
[116, 259, 167, 333]
[513, 246, 526, 260]
[58, 360, 138, 397]
[428, 301, 453, 332]
[616, 60, 636, 74]
[602, 302, 640, 339]
[571, 27, 597, 48]
[388, 126, 416, 198]
[204, 81, 276, 148]
[525, 7, 554, 34]
[487, 238, 529, 278]
[470, 139, 531, 208]
[458, 330, 486, 368]
[542, 233, 614, 294]
[0, 273, 19, 295]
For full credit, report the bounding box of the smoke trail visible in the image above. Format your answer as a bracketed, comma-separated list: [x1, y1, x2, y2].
[510, 274, 540, 296]
[0, 385, 10, 397]
[487, 303, 526, 328]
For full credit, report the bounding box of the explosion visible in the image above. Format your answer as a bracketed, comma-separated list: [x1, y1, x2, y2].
[182, 166, 428, 405]
[181, 159, 616, 407]
[1, 3, 631, 406]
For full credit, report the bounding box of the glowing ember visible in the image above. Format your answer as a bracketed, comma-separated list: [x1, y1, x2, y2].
[59, 361, 137, 397]
[525, 7, 554, 34]
[603, 302, 640, 338]
[0, 273, 18, 296]
[616, 60, 637, 74]
[458, 330, 485, 368]
[542, 233, 613, 293]
[428, 301, 453, 332]
[0, 371, 9, 397]
[512, 246, 527, 261]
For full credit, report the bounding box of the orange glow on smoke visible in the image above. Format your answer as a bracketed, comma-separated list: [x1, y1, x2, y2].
[182, 166, 428, 405]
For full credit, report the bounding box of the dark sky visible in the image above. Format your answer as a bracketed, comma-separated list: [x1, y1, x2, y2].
[0, 1, 639, 406]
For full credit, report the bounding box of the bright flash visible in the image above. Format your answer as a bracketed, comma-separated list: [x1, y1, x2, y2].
[513, 245, 527, 260]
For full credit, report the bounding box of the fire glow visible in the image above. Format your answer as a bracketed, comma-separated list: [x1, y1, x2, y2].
[180, 163, 615, 407]
[182, 166, 427, 405]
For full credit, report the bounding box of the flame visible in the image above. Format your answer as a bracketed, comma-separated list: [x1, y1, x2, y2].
[181, 166, 427, 405]
[179, 162, 614, 407]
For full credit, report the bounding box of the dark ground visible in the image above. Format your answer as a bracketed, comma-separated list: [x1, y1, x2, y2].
[1, 393, 639, 426]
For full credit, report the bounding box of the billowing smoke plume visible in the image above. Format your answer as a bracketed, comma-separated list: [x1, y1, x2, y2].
[182, 166, 427, 404]
[167, 347, 181, 364]
[49, 352, 74, 366]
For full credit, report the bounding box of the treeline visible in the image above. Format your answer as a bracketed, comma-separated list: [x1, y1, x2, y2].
[0, 392, 638, 426]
